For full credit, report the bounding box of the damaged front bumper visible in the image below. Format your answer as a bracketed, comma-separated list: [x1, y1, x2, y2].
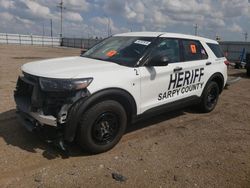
[14, 73, 89, 138]
[15, 96, 57, 131]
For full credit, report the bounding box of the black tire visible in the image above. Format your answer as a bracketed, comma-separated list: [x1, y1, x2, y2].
[77, 100, 127, 154]
[199, 81, 220, 113]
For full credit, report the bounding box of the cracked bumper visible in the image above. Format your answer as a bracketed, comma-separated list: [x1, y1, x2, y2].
[15, 96, 58, 130]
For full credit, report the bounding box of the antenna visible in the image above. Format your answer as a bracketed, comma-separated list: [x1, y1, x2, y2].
[57, 0, 66, 39]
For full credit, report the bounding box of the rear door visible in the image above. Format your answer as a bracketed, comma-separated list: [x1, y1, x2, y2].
[179, 39, 210, 97]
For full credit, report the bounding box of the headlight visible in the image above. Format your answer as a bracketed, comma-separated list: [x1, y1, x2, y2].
[39, 77, 93, 92]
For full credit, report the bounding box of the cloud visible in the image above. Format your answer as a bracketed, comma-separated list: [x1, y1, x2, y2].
[0, 0, 249, 40]
[125, 1, 145, 23]
[64, 0, 90, 11]
[21, 0, 51, 19]
[0, 11, 35, 34]
[91, 17, 108, 26]
[229, 23, 243, 33]
[160, 0, 211, 14]
[221, 0, 249, 17]
[0, 11, 33, 25]
[90, 16, 128, 35]
[65, 12, 83, 22]
[0, 0, 15, 9]
[0, 12, 15, 22]
[103, 0, 126, 15]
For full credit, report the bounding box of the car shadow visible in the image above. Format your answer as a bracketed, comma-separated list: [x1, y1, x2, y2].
[126, 110, 185, 133]
[0, 109, 84, 159]
[0, 108, 187, 159]
[229, 71, 250, 79]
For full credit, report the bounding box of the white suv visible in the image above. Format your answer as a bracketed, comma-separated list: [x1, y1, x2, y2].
[14, 32, 228, 153]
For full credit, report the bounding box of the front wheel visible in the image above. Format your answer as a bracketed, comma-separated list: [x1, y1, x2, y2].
[199, 81, 220, 113]
[77, 100, 127, 154]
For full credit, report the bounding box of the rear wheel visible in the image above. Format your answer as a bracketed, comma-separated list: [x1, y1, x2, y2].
[77, 100, 127, 154]
[199, 81, 220, 113]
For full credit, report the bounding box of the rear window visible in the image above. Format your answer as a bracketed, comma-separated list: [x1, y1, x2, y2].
[207, 43, 224, 58]
[182, 40, 208, 61]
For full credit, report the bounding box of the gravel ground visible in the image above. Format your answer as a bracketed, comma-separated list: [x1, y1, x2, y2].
[0, 45, 250, 188]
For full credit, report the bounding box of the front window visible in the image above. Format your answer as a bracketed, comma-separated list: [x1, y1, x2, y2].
[82, 36, 155, 67]
[149, 38, 181, 64]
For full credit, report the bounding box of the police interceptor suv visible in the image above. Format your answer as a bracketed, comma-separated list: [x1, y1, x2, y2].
[14, 32, 228, 153]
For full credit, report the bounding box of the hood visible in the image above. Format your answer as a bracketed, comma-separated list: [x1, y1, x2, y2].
[21, 56, 124, 79]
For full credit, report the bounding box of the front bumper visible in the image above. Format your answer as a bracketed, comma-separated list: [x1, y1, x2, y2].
[16, 110, 68, 151]
[14, 75, 58, 130]
[15, 95, 57, 128]
[14, 74, 89, 132]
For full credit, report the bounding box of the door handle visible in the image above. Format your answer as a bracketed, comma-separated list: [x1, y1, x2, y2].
[173, 67, 183, 72]
[206, 62, 212, 66]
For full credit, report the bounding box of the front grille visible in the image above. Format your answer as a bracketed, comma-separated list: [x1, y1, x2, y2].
[15, 73, 79, 119]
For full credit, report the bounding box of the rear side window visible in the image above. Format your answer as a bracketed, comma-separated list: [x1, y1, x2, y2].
[182, 40, 208, 61]
[207, 43, 224, 58]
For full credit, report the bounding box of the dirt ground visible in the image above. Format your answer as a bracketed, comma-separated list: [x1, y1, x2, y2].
[0, 44, 250, 188]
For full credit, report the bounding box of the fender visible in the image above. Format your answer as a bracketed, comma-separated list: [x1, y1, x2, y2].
[64, 88, 137, 142]
[204, 72, 225, 94]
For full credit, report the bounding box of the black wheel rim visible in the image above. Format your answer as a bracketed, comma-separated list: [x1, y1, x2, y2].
[207, 86, 218, 108]
[91, 112, 119, 145]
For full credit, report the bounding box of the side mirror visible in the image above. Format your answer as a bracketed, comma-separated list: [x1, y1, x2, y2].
[146, 54, 170, 67]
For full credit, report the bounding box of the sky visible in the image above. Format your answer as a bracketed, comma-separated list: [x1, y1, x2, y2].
[0, 0, 249, 41]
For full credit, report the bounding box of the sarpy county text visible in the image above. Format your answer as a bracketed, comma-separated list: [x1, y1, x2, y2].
[158, 68, 205, 101]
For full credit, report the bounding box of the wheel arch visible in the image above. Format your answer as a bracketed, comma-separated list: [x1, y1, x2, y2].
[85, 88, 138, 118]
[64, 88, 137, 142]
[206, 72, 225, 94]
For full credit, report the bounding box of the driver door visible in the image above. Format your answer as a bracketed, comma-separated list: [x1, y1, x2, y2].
[139, 38, 184, 113]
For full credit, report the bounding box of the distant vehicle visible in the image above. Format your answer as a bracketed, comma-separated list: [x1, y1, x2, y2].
[246, 53, 250, 76]
[14, 32, 228, 153]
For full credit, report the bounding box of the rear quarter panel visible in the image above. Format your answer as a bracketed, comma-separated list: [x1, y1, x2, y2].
[201, 41, 228, 90]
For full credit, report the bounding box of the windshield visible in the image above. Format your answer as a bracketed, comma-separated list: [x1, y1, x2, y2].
[82, 36, 155, 67]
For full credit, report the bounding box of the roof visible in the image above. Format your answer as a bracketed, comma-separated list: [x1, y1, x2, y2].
[114, 32, 217, 44]
[115, 32, 164, 37]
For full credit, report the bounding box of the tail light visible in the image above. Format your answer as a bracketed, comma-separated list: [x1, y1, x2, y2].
[224, 60, 230, 66]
